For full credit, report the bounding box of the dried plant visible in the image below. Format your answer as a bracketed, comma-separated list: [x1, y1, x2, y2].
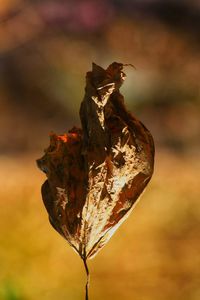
[37, 62, 155, 299]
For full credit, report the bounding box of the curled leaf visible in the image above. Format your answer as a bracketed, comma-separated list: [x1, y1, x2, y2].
[37, 62, 154, 260]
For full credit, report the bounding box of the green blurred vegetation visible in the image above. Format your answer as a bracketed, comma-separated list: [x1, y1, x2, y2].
[0, 0, 200, 299]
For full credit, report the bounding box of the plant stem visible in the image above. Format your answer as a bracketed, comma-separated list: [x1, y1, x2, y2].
[83, 258, 90, 300]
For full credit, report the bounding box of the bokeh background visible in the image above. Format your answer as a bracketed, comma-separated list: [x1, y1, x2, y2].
[0, 0, 200, 299]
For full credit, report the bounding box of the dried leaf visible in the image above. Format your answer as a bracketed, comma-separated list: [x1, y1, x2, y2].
[37, 62, 154, 260]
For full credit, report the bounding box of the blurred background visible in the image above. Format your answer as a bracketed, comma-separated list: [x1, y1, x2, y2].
[0, 0, 200, 299]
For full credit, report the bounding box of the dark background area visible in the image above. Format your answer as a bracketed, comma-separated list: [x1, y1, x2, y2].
[0, 0, 200, 154]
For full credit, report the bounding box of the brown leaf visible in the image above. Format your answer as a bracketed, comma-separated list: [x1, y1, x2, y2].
[37, 62, 155, 260]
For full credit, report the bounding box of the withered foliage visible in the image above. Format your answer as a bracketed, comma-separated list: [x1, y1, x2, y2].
[37, 62, 154, 261]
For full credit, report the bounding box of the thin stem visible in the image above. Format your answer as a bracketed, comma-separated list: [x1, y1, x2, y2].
[83, 258, 90, 300]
